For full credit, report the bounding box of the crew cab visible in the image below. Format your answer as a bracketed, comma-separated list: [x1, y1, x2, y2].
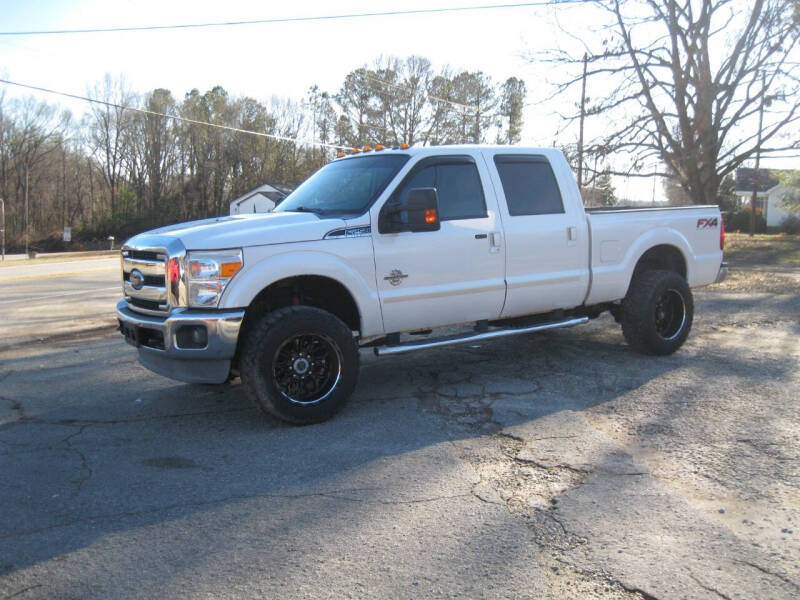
[117, 146, 727, 424]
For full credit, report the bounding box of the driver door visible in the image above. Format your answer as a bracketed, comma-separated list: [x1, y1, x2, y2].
[371, 153, 506, 334]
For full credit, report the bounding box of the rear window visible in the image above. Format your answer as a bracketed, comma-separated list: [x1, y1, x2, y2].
[494, 155, 565, 216]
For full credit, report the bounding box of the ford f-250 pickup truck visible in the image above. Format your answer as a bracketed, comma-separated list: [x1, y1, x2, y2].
[117, 145, 727, 424]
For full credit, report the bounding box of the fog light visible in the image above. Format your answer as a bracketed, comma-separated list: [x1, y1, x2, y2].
[176, 325, 208, 349]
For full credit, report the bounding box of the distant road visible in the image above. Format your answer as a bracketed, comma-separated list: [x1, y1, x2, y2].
[1, 250, 116, 262]
[0, 257, 121, 347]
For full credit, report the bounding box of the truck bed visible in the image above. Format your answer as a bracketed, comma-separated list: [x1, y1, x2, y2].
[584, 204, 723, 305]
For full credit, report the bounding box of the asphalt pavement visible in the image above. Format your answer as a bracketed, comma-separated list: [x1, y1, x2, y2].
[0, 264, 798, 599]
[0, 257, 120, 348]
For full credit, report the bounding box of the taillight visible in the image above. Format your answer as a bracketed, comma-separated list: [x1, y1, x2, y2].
[720, 220, 725, 251]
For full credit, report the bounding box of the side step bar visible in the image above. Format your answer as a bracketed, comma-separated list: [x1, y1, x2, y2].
[373, 316, 589, 356]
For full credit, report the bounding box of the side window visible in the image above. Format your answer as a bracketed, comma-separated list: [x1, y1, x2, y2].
[391, 159, 487, 222]
[494, 156, 565, 216]
[436, 163, 487, 221]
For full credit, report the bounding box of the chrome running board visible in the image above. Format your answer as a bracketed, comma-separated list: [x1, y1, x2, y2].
[373, 316, 589, 356]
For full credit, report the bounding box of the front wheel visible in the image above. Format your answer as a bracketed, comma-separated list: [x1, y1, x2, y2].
[621, 270, 694, 355]
[240, 306, 359, 424]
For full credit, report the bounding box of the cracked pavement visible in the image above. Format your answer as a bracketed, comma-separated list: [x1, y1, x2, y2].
[0, 267, 798, 599]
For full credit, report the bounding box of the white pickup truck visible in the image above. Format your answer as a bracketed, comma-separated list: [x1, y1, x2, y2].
[117, 145, 727, 424]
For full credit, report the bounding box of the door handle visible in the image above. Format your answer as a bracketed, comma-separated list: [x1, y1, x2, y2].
[474, 233, 488, 239]
[489, 231, 502, 253]
[567, 226, 577, 242]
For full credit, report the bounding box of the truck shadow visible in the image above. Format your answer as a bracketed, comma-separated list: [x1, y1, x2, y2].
[0, 309, 795, 593]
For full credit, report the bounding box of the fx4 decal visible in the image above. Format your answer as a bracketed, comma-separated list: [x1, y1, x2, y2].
[697, 217, 719, 229]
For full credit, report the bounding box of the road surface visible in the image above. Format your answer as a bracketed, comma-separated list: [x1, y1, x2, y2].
[0, 257, 120, 348]
[1, 264, 798, 599]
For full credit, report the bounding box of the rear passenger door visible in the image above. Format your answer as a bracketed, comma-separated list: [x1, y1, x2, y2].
[371, 154, 506, 334]
[485, 152, 590, 317]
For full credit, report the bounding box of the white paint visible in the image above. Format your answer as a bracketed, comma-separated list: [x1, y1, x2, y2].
[129, 145, 723, 338]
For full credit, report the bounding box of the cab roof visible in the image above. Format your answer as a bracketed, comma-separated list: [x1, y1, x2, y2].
[335, 144, 561, 161]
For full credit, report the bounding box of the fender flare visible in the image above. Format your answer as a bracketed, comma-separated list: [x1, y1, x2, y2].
[622, 228, 693, 290]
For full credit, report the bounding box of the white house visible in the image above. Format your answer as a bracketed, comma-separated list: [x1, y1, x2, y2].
[734, 168, 799, 228]
[229, 184, 289, 215]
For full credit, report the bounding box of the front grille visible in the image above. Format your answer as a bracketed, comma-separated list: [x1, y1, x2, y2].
[122, 271, 164, 286]
[127, 249, 164, 262]
[122, 246, 169, 315]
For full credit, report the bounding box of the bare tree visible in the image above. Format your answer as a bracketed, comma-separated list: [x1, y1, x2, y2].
[8, 97, 68, 245]
[542, 0, 800, 204]
[87, 74, 134, 221]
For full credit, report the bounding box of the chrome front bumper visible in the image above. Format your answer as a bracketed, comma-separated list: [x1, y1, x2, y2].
[116, 300, 244, 384]
[715, 262, 729, 284]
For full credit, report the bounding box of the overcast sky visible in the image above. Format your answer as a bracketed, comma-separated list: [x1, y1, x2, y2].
[1, 0, 795, 201]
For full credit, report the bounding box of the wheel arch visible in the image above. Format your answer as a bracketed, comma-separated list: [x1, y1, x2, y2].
[240, 274, 362, 335]
[633, 244, 687, 278]
[625, 235, 690, 298]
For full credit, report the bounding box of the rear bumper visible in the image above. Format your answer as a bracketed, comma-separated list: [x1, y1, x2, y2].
[714, 262, 728, 284]
[116, 300, 244, 384]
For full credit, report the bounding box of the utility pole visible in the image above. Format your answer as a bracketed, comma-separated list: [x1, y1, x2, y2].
[652, 163, 658, 206]
[24, 162, 29, 256]
[750, 73, 767, 237]
[577, 52, 588, 191]
[1, 197, 5, 261]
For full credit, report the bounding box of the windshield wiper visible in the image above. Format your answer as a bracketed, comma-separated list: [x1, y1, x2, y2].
[289, 206, 326, 215]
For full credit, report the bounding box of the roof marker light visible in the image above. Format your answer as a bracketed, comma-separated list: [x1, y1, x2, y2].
[375, 144, 384, 151]
[351, 148, 360, 154]
[400, 143, 409, 149]
[363, 146, 372, 152]
[337, 152, 346, 158]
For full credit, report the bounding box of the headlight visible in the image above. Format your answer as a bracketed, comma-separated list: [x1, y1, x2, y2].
[185, 249, 243, 308]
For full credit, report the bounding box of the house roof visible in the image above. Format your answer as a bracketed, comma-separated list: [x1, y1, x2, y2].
[230, 183, 293, 208]
[271, 183, 295, 196]
[735, 168, 782, 193]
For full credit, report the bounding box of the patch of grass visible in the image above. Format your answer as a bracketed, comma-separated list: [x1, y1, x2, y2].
[724, 233, 800, 268]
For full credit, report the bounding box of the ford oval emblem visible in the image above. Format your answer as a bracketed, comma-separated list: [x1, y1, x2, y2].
[129, 269, 145, 290]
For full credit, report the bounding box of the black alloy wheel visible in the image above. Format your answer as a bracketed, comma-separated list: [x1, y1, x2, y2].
[653, 289, 687, 341]
[621, 269, 694, 355]
[241, 306, 359, 424]
[272, 333, 343, 405]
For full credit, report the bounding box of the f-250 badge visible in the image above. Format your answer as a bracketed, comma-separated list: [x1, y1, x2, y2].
[697, 217, 719, 229]
[384, 269, 409, 286]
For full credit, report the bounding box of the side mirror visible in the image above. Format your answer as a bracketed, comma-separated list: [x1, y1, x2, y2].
[406, 188, 440, 232]
[380, 187, 440, 233]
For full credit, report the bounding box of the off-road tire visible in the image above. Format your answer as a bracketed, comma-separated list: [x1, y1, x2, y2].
[621, 269, 693, 355]
[240, 306, 359, 424]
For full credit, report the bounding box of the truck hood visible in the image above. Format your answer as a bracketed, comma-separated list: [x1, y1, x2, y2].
[137, 212, 346, 250]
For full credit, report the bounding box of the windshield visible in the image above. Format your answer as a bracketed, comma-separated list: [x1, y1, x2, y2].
[275, 154, 410, 217]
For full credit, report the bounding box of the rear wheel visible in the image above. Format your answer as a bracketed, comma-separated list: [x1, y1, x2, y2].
[240, 306, 359, 424]
[621, 270, 693, 355]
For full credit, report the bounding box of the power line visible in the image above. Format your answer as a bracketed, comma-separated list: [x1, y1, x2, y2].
[364, 74, 478, 114]
[0, 78, 352, 151]
[0, 2, 581, 36]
